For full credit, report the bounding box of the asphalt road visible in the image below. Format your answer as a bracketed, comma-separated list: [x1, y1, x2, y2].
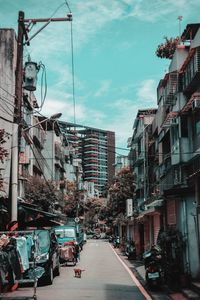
[1, 240, 151, 300]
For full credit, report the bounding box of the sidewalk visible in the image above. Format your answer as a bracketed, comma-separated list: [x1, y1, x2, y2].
[114, 248, 188, 300]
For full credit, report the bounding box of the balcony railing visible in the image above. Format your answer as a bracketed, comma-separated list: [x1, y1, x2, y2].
[182, 47, 200, 94]
[160, 166, 187, 193]
[32, 126, 46, 149]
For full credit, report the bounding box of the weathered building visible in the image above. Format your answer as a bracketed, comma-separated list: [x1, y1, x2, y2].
[127, 23, 200, 279]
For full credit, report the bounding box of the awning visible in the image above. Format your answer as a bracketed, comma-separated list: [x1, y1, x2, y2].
[142, 207, 157, 216]
[25, 217, 62, 228]
[146, 199, 164, 209]
[138, 206, 161, 218]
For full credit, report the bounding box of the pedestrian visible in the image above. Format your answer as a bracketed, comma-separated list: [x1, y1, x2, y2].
[74, 241, 80, 262]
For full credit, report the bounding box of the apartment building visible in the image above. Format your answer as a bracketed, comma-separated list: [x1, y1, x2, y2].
[126, 23, 200, 279]
[128, 109, 158, 255]
[58, 121, 115, 197]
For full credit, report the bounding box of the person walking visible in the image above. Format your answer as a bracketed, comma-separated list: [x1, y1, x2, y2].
[74, 241, 80, 262]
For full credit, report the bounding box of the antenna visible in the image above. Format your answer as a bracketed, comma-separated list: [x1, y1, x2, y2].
[177, 16, 183, 41]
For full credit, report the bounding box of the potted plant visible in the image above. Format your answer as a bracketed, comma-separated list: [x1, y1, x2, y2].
[155, 36, 180, 59]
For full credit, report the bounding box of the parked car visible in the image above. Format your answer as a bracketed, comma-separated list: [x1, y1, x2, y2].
[34, 229, 60, 285]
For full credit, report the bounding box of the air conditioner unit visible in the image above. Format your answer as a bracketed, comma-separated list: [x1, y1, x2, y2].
[192, 99, 200, 111]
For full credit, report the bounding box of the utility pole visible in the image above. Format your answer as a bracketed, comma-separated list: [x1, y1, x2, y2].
[11, 10, 72, 223]
[75, 166, 80, 218]
[11, 11, 27, 222]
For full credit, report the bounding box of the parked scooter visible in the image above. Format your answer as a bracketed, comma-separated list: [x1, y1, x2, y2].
[113, 236, 120, 248]
[143, 245, 163, 289]
[109, 235, 114, 243]
[125, 240, 136, 260]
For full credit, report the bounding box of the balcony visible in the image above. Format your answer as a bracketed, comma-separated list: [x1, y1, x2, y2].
[133, 152, 145, 166]
[160, 166, 187, 193]
[159, 154, 171, 178]
[55, 142, 63, 160]
[161, 111, 178, 128]
[84, 137, 99, 143]
[32, 126, 46, 149]
[163, 72, 178, 106]
[32, 150, 44, 175]
[182, 47, 200, 95]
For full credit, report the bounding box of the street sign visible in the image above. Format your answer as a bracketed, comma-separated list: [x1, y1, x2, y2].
[74, 217, 80, 223]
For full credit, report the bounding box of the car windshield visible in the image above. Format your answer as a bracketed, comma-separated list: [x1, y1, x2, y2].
[55, 228, 75, 238]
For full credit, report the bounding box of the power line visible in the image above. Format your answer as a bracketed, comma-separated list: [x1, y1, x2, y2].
[64, 0, 76, 124]
[0, 101, 14, 118]
[0, 115, 14, 124]
[64, 0, 72, 13]
[70, 13, 76, 124]
[0, 85, 16, 99]
[0, 94, 15, 108]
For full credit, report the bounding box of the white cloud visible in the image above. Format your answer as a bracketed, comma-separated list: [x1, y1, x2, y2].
[137, 79, 157, 105]
[40, 90, 106, 125]
[94, 80, 111, 97]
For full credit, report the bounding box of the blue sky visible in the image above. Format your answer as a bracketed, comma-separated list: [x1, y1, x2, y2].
[1, 0, 200, 154]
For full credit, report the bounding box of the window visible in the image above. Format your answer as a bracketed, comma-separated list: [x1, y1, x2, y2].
[55, 228, 76, 238]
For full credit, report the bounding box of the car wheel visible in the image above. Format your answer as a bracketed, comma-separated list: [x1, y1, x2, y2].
[45, 265, 54, 285]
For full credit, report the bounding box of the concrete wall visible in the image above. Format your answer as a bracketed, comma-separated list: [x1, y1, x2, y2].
[191, 28, 200, 49]
[169, 46, 188, 72]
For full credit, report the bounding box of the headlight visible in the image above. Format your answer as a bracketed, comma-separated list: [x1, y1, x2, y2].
[36, 253, 49, 263]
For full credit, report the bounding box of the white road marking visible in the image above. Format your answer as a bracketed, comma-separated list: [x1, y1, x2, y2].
[109, 244, 152, 300]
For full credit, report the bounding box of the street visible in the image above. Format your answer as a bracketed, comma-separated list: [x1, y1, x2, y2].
[1, 240, 151, 300]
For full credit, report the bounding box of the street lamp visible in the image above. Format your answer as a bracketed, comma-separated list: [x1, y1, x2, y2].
[11, 112, 62, 222]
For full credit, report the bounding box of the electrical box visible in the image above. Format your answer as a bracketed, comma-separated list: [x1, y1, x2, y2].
[24, 62, 39, 91]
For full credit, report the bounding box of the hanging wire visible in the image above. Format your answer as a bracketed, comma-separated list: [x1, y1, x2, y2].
[64, 0, 76, 124]
[38, 62, 47, 111]
[70, 20, 76, 125]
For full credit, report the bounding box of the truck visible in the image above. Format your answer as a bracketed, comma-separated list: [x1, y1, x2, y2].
[54, 223, 84, 250]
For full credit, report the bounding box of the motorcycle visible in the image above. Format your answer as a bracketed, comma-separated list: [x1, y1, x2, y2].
[125, 241, 136, 260]
[143, 245, 163, 289]
[109, 235, 114, 243]
[113, 236, 120, 248]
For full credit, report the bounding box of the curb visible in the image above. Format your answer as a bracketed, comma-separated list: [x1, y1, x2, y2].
[114, 248, 172, 300]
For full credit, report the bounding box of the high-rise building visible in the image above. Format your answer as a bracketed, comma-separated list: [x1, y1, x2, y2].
[59, 121, 115, 196]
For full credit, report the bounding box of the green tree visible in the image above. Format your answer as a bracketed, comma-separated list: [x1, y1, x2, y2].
[108, 167, 136, 216]
[24, 176, 60, 212]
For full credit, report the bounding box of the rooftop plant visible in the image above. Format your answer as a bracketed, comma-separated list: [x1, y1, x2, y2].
[156, 36, 180, 59]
